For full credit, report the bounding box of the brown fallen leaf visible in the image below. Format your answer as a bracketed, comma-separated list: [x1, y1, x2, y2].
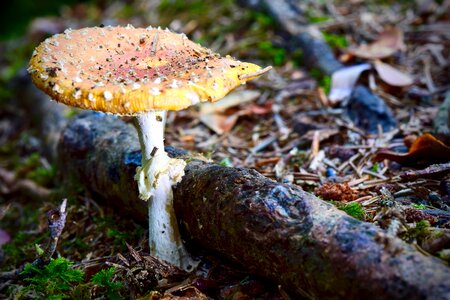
[301, 128, 340, 142]
[199, 113, 238, 135]
[375, 133, 450, 166]
[200, 90, 260, 114]
[348, 27, 406, 59]
[373, 60, 413, 87]
[200, 90, 261, 134]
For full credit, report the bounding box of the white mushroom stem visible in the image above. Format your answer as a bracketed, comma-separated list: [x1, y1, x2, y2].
[134, 110, 195, 271]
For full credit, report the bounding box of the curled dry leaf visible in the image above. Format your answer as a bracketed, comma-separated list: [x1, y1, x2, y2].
[375, 133, 450, 166]
[199, 90, 264, 134]
[200, 90, 261, 115]
[373, 60, 413, 87]
[348, 27, 406, 59]
[199, 113, 238, 135]
[328, 64, 371, 103]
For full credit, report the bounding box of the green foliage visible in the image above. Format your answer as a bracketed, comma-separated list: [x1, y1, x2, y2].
[28, 165, 57, 186]
[22, 257, 85, 299]
[406, 220, 431, 242]
[34, 244, 44, 256]
[91, 267, 124, 300]
[306, 12, 331, 24]
[96, 216, 144, 251]
[257, 41, 286, 66]
[0, 0, 87, 40]
[341, 202, 365, 220]
[159, 0, 207, 15]
[64, 108, 80, 119]
[1, 209, 45, 268]
[106, 228, 130, 246]
[311, 68, 332, 94]
[370, 162, 379, 173]
[411, 203, 426, 210]
[0, 41, 34, 104]
[252, 12, 276, 27]
[17, 260, 124, 299]
[219, 157, 233, 167]
[322, 32, 348, 49]
[15, 152, 56, 187]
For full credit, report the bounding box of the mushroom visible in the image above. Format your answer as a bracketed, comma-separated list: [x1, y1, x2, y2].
[28, 25, 271, 270]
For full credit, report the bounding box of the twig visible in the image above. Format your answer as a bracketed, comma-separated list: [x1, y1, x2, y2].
[0, 199, 68, 281]
[251, 135, 278, 154]
[238, 66, 272, 80]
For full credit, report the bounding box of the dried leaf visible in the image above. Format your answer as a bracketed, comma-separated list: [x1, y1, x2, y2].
[373, 60, 413, 87]
[200, 114, 238, 135]
[243, 102, 272, 115]
[162, 285, 209, 300]
[200, 90, 260, 114]
[328, 64, 371, 103]
[302, 128, 340, 142]
[349, 27, 406, 59]
[199, 90, 261, 134]
[375, 133, 450, 166]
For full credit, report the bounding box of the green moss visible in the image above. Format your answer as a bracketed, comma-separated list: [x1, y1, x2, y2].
[64, 108, 80, 119]
[328, 201, 366, 220]
[219, 157, 233, 167]
[370, 162, 379, 173]
[14, 152, 56, 187]
[411, 203, 427, 210]
[310, 68, 332, 94]
[341, 203, 365, 220]
[257, 41, 286, 66]
[15, 259, 124, 299]
[306, 12, 331, 24]
[91, 267, 124, 300]
[21, 257, 85, 299]
[1, 205, 45, 268]
[413, 220, 430, 239]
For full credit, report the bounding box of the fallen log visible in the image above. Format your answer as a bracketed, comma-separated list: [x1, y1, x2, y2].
[53, 111, 450, 299]
[239, 0, 397, 133]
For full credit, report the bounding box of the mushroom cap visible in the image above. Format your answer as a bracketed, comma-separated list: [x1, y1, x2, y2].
[28, 25, 268, 115]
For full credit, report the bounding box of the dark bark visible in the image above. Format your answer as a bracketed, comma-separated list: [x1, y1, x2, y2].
[239, 0, 397, 133]
[17, 73, 450, 298]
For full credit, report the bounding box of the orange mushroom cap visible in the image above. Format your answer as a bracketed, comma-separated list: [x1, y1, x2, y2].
[28, 25, 270, 115]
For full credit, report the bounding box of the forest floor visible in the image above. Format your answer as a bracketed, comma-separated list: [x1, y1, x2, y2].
[0, 0, 449, 299]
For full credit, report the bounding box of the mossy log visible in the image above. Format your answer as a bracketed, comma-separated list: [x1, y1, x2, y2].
[50, 111, 450, 299]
